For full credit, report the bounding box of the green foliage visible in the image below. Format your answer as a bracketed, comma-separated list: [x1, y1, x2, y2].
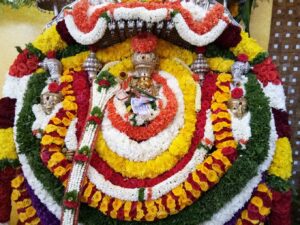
[65, 190, 79, 201]
[204, 44, 236, 60]
[0, 158, 20, 171]
[56, 44, 89, 59]
[266, 175, 291, 192]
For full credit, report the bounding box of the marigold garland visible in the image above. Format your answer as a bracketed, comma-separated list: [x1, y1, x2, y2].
[32, 25, 68, 54]
[236, 183, 272, 225]
[268, 137, 292, 180]
[230, 31, 264, 61]
[11, 174, 41, 225]
[0, 128, 18, 160]
[96, 58, 196, 179]
[207, 57, 235, 73]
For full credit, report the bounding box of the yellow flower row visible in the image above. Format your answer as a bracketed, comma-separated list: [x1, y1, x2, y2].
[11, 175, 41, 225]
[61, 38, 196, 71]
[32, 25, 67, 54]
[230, 31, 264, 61]
[95, 58, 197, 179]
[0, 128, 17, 160]
[207, 57, 234, 73]
[236, 183, 272, 225]
[268, 137, 293, 180]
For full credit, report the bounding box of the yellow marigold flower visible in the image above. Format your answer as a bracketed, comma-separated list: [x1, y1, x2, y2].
[145, 201, 157, 221]
[48, 152, 65, 167]
[155, 199, 168, 219]
[207, 57, 234, 72]
[52, 117, 61, 125]
[92, 191, 103, 205]
[268, 137, 292, 180]
[215, 132, 233, 141]
[62, 117, 72, 127]
[41, 135, 53, 145]
[236, 219, 243, 225]
[123, 201, 132, 220]
[32, 25, 67, 54]
[135, 202, 144, 220]
[230, 31, 264, 61]
[166, 195, 176, 214]
[184, 181, 193, 192]
[11, 175, 24, 189]
[211, 102, 227, 111]
[211, 112, 231, 120]
[57, 127, 67, 137]
[192, 172, 201, 184]
[53, 166, 66, 177]
[218, 73, 232, 82]
[199, 181, 209, 191]
[99, 195, 110, 213]
[257, 183, 269, 193]
[19, 212, 28, 222]
[206, 156, 213, 164]
[45, 124, 57, 133]
[206, 170, 219, 183]
[52, 137, 64, 145]
[17, 199, 31, 209]
[83, 183, 94, 201]
[0, 128, 17, 160]
[66, 111, 76, 120]
[259, 206, 271, 216]
[172, 185, 184, 197]
[60, 75, 74, 83]
[213, 121, 231, 132]
[212, 163, 224, 176]
[63, 100, 77, 111]
[216, 140, 237, 149]
[11, 189, 21, 201]
[25, 206, 36, 218]
[251, 196, 263, 208]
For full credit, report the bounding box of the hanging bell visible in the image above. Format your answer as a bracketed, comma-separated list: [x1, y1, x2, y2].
[83, 52, 102, 80]
[190, 53, 209, 76]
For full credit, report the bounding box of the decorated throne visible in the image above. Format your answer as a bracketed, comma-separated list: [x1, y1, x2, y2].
[0, 0, 293, 225]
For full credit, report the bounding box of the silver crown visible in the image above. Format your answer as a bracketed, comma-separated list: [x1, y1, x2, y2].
[190, 53, 209, 75]
[132, 52, 158, 77]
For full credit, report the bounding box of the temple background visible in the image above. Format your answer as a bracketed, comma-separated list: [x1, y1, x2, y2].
[1, 0, 299, 224]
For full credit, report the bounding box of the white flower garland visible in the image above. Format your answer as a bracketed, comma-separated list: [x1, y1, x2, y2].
[230, 111, 251, 146]
[201, 109, 215, 147]
[2, 74, 31, 99]
[201, 114, 277, 225]
[88, 148, 207, 201]
[173, 14, 228, 46]
[65, 15, 107, 45]
[180, 1, 207, 21]
[263, 83, 286, 111]
[113, 7, 168, 23]
[102, 71, 184, 162]
[65, 118, 78, 151]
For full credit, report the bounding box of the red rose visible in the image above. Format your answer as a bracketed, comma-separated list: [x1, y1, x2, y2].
[63, 200, 78, 209]
[47, 51, 57, 59]
[48, 82, 61, 93]
[237, 54, 249, 62]
[88, 115, 102, 125]
[231, 87, 244, 99]
[98, 79, 110, 87]
[26, 58, 39, 71]
[16, 63, 28, 75]
[74, 154, 88, 162]
[221, 147, 237, 162]
[247, 204, 260, 220]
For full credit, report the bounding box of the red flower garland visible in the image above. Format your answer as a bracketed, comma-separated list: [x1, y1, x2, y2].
[269, 190, 292, 225]
[252, 57, 281, 86]
[106, 73, 178, 141]
[9, 49, 39, 77]
[214, 23, 242, 48]
[231, 87, 244, 99]
[131, 33, 158, 53]
[0, 97, 16, 129]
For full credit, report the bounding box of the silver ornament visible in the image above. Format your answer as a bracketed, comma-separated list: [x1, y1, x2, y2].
[231, 61, 251, 84]
[83, 52, 102, 80]
[190, 53, 209, 76]
[39, 58, 62, 82]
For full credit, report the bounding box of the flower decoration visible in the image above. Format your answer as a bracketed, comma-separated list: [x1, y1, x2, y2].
[237, 54, 249, 62]
[9, 49, 39, 77]
[252, 57, 281, 86]
[231, 87, 244, 99]
[215, 23, 242, 48]
[48, 82, 61, 93]
[131, 33, 158, 53]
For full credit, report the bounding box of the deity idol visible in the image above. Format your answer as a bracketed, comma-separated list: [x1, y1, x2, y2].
[0, 0, 292, 225]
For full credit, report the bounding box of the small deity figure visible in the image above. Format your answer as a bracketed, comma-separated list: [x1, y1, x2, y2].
[228, 96, 247, 119]
[116, 33, 161, 126]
